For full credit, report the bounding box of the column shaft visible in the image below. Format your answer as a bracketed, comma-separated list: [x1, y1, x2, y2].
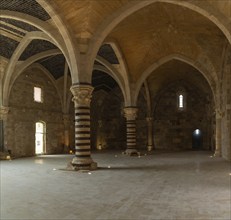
[126, 119, 136, 150]
[214, 112, 222, 157]
[124, 107, 139, 156]
[70, 84, 97, 170]
[146, 117, 154, 151]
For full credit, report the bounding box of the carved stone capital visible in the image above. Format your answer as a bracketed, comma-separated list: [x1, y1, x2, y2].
[70, 84, 93, 107]
[124, 107, 138, 120]
[0, 106, 9, 120]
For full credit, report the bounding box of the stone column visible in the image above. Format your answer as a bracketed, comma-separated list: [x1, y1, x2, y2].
[214, 110, 222, 157]
[124, 107, 139, 156]
[70, 84, 97, 170]
[146, 117, 154, 152]
[63, 114, 70, 153]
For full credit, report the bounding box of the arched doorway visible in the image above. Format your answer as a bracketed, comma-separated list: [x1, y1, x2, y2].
[192, 129, 203, 150]
[35, 122, 46, 154]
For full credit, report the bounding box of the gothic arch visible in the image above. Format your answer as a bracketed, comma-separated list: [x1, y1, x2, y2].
[3, 31, 58, 105]
[134, 54, 217, 106]
[8, 49, 62, 103]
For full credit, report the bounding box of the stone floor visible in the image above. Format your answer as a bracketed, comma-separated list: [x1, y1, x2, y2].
[0, 150, 230, 220]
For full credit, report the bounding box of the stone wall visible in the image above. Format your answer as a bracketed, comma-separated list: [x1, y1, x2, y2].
[6, 66, 64, 157]
[90, 86, 148, 151]
[91, 88, 126, 150]
[136, 87, 148, 150]
[221, 45, 231, 160]
[153, 81, 214, 151]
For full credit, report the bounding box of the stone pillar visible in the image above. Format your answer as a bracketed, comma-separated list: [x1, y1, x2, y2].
[63, 114, 70, 153]
[214, 110, 222, 157]
[124, 107, 139, 156]
[70, 84, 97, 170]
[146, 117, 154, 152]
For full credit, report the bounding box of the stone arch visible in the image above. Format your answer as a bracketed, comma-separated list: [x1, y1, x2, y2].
[36, 0, 80, 83]
[87, 0, 231, 67]
[8, 49, 62, 102]
[134, 54, 217, 106]
[103, 40, 132, 106]
[3, 31, 59, 106]
[95, 56, 127, 104]
[0, 10, 70, 66]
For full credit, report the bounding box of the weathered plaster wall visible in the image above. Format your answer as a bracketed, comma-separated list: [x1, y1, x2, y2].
[153, 82, 214, 151]
[6, 66, 64, 157]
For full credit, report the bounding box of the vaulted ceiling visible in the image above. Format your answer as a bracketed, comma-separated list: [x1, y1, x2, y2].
[0, 0, 230, 96]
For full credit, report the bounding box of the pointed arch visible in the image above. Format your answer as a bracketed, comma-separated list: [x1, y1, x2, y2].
[103, 40, 132, 105]
[95, 56, 127, 104]
[0, 10, 70, 65]
[36, 0, 80, 83]
[134, 53, 217, 106]
[8, 49, 62, 102]
[3, 31, 58, 105]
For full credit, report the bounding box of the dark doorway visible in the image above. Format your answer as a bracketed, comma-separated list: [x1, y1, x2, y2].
[192, 129, 203, 150]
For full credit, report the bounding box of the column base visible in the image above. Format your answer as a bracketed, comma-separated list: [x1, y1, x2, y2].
[214, 150, 221, 157]
[147, 145, 153, 152]
[0, 152, 11, 160]
[67, 157, 97, 171]
[123, 148, 140, 156]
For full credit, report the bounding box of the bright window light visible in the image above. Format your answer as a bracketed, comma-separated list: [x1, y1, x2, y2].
[34, 87, 42, 103]
[179, 94, 184, 108]
[195, 129, 200, 135]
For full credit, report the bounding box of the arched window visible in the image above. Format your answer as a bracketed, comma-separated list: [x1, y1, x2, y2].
[179, 94, 184, 108]
[177, 90, 186, 111]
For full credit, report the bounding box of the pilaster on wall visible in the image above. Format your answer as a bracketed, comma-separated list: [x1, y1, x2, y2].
[70, 84, 97, 170]
[146, 117, 154, 152]
[219, 45, 231, 161]
[0, 106, 9, 152]
[123, 107, 139, 156]
[63, 114, 70, 152]
[0, 106, 9, 120]
[214, 109, 222, 157]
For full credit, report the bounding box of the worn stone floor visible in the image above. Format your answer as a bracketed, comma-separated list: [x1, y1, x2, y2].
[0, 150, 230, 220]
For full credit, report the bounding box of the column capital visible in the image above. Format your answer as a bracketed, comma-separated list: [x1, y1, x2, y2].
[124, 107, 138, 120]
[0, 106, 9, 120]
[70, 84, 93, 106]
